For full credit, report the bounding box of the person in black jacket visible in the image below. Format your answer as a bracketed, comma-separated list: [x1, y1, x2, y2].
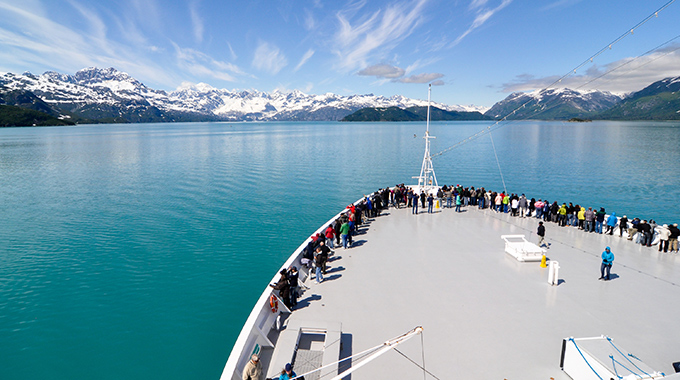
[537, 221, 547, 248]
[618, 215, 629, 237]
[270, 269, 292, 308]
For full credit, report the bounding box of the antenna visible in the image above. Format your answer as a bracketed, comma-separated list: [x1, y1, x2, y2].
[414, 84, 438, 191]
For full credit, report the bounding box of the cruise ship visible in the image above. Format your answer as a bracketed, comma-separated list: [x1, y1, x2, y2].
[219, 86, 680, 380]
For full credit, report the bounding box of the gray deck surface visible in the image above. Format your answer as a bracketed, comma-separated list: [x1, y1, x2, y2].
[285, 204, 680, 380]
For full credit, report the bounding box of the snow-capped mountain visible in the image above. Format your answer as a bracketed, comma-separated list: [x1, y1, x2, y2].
[0, 67, 486, 122]
[484, 88, 623, 120]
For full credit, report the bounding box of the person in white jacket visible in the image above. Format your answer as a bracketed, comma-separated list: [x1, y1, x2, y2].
[657, 224, 671, 253]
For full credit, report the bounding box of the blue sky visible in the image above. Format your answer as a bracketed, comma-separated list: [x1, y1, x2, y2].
[1, 0, 679, 107]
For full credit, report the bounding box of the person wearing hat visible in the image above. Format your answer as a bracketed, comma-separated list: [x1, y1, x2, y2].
[658, 224, 671, 253]
[270, 269, 292, 309]
[278, 363, 297, 380]
[242, 354, 263, 380]
[599, 247, 614, 281]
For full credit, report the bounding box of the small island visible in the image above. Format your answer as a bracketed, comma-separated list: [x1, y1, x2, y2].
[341, 105, 491, 122]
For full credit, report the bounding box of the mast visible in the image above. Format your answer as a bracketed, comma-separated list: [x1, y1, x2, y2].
[416, 84, 438, 191]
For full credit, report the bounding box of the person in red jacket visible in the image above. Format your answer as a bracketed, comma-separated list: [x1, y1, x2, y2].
[324, 224, 335, 249]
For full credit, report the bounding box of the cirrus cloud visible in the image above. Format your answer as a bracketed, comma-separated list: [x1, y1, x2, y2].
[252, 41, 288, 75]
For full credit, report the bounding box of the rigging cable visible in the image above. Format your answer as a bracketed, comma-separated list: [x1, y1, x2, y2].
[488, 131, 507, 195]
[394, 348, 443, 380]
[430, 0, 677, 160]
[576, 33, 680, 90]
[420, 329, 427, 380]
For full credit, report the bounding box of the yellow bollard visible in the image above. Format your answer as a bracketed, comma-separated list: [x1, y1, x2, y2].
[540, 254, 547, 268]
[436, 199, 440, 209]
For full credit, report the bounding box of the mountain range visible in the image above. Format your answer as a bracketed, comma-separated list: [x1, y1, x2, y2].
[1, 67, 679, 126]
[0, 67, 484, 125]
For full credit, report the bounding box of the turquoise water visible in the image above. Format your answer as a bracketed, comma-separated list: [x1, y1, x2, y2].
[1, 121, 678, 380]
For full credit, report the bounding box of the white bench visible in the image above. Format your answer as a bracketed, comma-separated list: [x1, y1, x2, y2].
[500, 234, 545, 262]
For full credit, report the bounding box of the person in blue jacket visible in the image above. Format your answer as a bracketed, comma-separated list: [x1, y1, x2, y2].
[278, 363, 297, 380]
[605, 212, 617, 235]
[599, 247, 614, 281]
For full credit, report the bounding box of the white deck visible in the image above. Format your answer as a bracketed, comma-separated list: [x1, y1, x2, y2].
[281, 204, 680, 380]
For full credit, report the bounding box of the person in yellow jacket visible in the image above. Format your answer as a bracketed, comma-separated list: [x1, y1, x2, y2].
[558, 203, 567, 226]
[577, 207, 586, 230]
[502, 194, 510, 213]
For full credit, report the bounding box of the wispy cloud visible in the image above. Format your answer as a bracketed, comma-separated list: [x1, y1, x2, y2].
[357, 63, 405, 78]
[332, 0, 428, 71]
[540, 0, 583, 12]
[173, 43, 243, 82]
[356, 62, 444, 85]
[500, 48, 680, 94]
[226, 41, 237, 61]
[394, 72, 444, 83]
[451, 0, 512, 48]
[189, 1, 204, 43]
[294, 49, 315, 72]
[303, 9, 316, 30]
[252, 41, 288, 75]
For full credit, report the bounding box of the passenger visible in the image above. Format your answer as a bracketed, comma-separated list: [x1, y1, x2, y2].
[638, 220, 650, 245]
[325, 224, 335, 249]
[567, 203, 576, 226]
[420, 191, 426, 208]
[511, 196, 519, 216]
[314, 247, 327, 283]
[648, 220, 658, 247]
[412, 191, 419, 214]
[584, 207, 595, 232]
[278, 363, 297, 380]
[334, 218, 342, 246]
[455, 193, 462, 212]
[242, 354, 263, 380]
[427, 193, 434, 213]
[270, 269, 292, 309]
[595, 207, 606, 234]
[534, 199, 544, 219]
[599, 247, 614, 281]
[558, 203, 567, 226]
[537, 221, 547, 248]
[577, 206, 585, 230]
[519, 194, 528, 217]
[618, 215, 628, 237]
[495, 192, 503, 212]
[340, 219, 350, 249]
[605, 212, 617, 235]
[502, 193, 510, 213]
[627, 218, 640, 240]
[668, 223, 679, 252]
[550, 201, 559, 223]
[287, 266, 299, 307]
[542, 200, 550, 221]
[658, 224, 670, 253]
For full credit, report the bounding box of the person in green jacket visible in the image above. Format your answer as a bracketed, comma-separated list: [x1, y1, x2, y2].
[340, 220, 350, 249]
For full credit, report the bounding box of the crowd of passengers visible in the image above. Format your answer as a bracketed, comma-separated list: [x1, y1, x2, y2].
[396, 183, 680, 254]
[271, 188, 392, 311]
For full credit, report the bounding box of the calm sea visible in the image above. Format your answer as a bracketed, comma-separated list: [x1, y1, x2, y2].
[1, 121, 678, 380]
